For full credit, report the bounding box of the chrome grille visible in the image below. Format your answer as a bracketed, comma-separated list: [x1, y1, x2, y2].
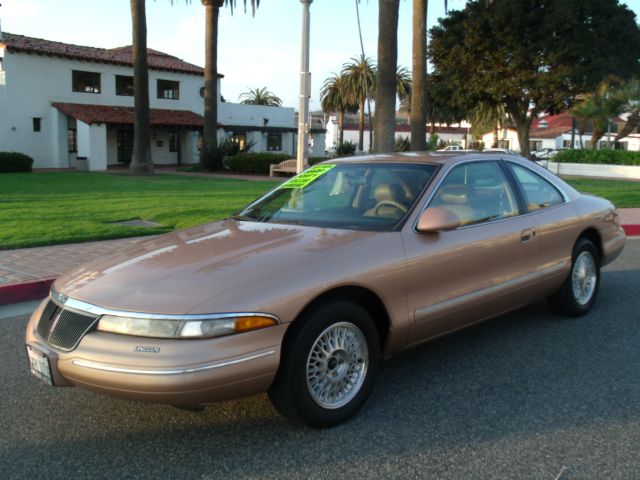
[37, 300, 99, 351]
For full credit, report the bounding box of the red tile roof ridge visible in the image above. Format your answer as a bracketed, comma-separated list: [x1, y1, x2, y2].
[1, 32, 214, 77]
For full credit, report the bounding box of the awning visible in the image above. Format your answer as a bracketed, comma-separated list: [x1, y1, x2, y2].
[51, 102, 212, 129]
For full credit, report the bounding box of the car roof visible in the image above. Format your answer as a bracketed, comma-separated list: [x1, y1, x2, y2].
[325, 151, 526, 167]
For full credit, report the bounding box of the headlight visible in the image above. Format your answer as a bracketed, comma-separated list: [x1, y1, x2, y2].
[97, 314, 278, 339]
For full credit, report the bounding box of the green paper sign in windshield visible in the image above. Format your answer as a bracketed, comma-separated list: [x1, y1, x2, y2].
[279, 164, 336, 189]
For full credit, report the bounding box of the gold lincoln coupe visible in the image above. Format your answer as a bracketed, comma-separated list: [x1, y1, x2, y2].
[26, 152, 625, 427]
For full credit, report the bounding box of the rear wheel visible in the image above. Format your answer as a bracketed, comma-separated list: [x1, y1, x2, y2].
[268, 301, 381, 428]
[548, 238, 600, 316]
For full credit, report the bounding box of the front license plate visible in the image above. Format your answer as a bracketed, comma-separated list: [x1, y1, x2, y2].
[26, 345, 53, 386]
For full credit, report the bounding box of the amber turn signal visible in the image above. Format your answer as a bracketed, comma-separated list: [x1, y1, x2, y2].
[234, 316, 278, 332]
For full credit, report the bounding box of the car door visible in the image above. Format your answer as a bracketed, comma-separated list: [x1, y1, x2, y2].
[402, 160, 542, 346]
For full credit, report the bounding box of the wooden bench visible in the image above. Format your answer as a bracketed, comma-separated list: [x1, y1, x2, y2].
[269, 159, 297, 177]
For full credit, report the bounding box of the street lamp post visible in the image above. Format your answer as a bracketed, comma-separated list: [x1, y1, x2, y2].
[296, 0, 312, 174]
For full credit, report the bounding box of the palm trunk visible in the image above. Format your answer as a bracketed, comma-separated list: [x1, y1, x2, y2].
[410, 0, 427, 151]
[374, 0, 400, 153]
[202, 0, 222, 165]
[589, 125, 604, 149]
[615, 110, 640, 142]
[358, 99, 365, 151]
[338, 111, 345, 145]
[492, 124, 499, 148]
[129, 0, 154, 175]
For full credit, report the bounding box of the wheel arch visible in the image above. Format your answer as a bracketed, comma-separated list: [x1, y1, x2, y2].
[286, 286, 392, 350]
[577, 228, 603, 263]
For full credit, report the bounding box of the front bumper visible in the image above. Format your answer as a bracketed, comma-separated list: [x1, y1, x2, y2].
[25, 298, 286, 405]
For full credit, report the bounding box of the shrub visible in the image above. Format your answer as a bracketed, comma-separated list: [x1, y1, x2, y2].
[308, 156, 330, 166]
[200, 139, 238, 171]
[554, 149, 640, 166]
[395, 136, 411, 152]
[224, 152, 292, 174]
[426, 134, 440, 151]
[336, 141, 357, 157]
[0, 152, 34, 173]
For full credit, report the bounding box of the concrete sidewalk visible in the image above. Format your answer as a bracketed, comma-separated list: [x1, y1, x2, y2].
[1, 209, 639, 305]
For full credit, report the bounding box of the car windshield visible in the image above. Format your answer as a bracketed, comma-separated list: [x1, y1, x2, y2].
[235, 162, 437, 231]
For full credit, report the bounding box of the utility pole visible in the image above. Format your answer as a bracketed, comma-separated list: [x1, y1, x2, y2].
[296, 0, 312, 174]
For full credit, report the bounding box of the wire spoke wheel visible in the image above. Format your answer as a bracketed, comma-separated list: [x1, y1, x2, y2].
[306, 322, 369, 410]
[572, 251, 597, 306]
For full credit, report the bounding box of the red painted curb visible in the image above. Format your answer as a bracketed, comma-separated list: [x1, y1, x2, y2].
[0, 277, 56, 306]
[623, 225, 640, 237]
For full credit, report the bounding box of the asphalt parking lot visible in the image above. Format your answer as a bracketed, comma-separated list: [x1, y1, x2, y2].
[1, 239, 639, 480]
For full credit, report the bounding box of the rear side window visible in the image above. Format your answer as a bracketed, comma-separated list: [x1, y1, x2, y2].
[509, 163, 564, 211]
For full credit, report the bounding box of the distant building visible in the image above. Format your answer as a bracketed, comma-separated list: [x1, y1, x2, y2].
[0, 32, 322, 170]
[324, 113, 470, 152]
[480, 111, 639, 153]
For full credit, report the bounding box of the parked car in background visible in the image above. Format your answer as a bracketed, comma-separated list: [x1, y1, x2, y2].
[437, 145, 464, 152]
[530, 148, 565, 161]
[26, 153, 625, 428]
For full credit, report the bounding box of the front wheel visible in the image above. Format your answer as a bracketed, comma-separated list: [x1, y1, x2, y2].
[268, 301, 381, 428]
[548, 238, 600, 316]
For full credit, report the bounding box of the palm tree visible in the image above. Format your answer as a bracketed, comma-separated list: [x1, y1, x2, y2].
[373, 0, 400, 153]
[342, 56, 376, 151]
[129, 0, 154, 175]
[396, 66, 412, 109]
[410, 0, 427, 151]
[571, 81, 625, 149]
[201, 0, 259, 165]
[471, 102, 508, 148]
[239, 87, 283, 106]
[320, 73, 357, 145]
[615, 79, 640, 143]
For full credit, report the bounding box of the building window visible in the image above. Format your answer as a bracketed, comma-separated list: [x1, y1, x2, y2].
[169, 132, 179, 152]
[72, 70, 101, 93]
[529, 140, 543, 152]
[497, 139, 510, 149]
[115, 75, 134, 96]
[157, 79, 179, 100]
[267, 133, 282, 151]
[68, 128, 77, 153]
[33, 118, 41, 132]
[562, 140, 572, 148]
[232, 133, 247, 151]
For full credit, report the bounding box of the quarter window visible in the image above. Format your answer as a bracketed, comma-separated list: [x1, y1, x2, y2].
[509, 163, 564, 211]
[72, 70, 101, 93]
[157, 79, 179, 100]
[430, 161, 519, 227]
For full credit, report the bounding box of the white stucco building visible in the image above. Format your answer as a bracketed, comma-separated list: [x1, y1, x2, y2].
[0, 32, 322, 170]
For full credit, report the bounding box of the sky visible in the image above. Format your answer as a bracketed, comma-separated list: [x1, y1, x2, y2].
[1, 0, 640, 110]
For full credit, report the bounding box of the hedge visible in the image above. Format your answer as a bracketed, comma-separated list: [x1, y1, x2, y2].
[0, 152, 34, 173]
[554, 149, 640, 166]
[224, 152, 292, 174]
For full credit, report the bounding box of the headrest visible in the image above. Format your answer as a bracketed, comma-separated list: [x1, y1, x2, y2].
[374, 183, 404, 203]
[438, 184, 470, 205]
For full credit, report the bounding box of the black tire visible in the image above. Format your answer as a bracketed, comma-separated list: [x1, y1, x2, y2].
[268, 300, 381, 428]
[548, 238, 600, 317]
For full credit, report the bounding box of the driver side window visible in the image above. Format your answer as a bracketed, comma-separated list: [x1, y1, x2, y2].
[430, 161, 519, 227]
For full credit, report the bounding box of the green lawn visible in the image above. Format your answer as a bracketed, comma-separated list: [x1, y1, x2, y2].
[0, 172, 278, 249]
[563, 177, 640, 208]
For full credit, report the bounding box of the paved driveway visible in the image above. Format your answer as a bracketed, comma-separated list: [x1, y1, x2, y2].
[1, 240, 639, 479]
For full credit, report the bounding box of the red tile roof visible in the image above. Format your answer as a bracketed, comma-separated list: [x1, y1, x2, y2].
[51, 102, 213, 128]
[1, 32, 212, 76]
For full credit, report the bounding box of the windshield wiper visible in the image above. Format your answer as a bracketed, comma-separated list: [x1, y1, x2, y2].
[230, 213, 258, 222]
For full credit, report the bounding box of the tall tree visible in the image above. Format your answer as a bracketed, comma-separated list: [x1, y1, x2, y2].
[373, 0, 400, 153]
[201, 0, 259, 166]
[614, 79, 640, 143]
[342, 56, 376, 151]
[429, 0, 640, 156]
[320, 73, 357, 145]
[410, 0, 427, 151]
[129, 0, 154, 175]
[239, 87, 283, 106]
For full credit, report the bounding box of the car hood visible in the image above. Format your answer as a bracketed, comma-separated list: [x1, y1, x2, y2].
[55, 220, 382, 315]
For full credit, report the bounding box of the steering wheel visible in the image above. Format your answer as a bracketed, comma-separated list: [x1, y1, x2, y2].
[374, 200, 408, 216]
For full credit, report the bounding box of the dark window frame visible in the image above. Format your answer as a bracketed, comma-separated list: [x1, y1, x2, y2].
[115, 75, 134, 96]
[72, 70, 101, 94]
[169, 131, 179, 153]
[267, 133, 282, 152]
[33, 118, 41, 132]
[157, 79, 180, 100]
